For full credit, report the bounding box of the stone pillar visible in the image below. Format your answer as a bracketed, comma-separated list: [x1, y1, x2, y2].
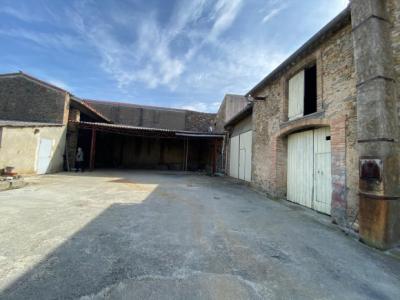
[351, 0, 400, 249]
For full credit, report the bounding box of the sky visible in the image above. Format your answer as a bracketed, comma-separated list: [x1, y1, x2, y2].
[0, 0, 349, 112]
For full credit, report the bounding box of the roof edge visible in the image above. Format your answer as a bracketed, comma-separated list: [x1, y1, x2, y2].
[0, 71, 69, 94]
[70, 97, 113, 124]
[84, 99, 217, 115]
[246, 6, 351, 96]
[73, 121, 224, 135]
[224, 104, 253, 128]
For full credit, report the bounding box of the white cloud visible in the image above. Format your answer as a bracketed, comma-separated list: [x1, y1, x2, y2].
[262, 7, 282, 23]
[66, 0, 243, 90]
[47, 78, 72, 91]
[180, 101, 221, 113]
[0, 6, 43, 22]
[208, 0, 243, 41]
[261, 1, 288, 24]
[0, 28, 80, 50]
[182, 39, 288, 98]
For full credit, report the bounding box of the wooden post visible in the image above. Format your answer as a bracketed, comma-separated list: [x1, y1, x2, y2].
[212, 139, 217, 175]
[89, 127, 96, 170]
[185, 138, 189, 171]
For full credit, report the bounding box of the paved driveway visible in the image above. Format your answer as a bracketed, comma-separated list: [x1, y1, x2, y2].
[0, 171, 399, 299]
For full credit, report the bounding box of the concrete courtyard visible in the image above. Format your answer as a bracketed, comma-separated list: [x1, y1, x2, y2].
[0, 171, 399, 299]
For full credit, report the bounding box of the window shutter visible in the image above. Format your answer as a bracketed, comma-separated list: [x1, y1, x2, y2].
[288, 70, 305, 120]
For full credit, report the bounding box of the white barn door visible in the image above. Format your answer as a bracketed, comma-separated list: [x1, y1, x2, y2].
[288, 70, 304, 120]
[313, 127, 332, 215]
[287, 130, 314, 208]
[229, 135, 239, 178]
[287, 128, 332, 215]
[238, 130, 252, 182]
[37, 138, 53, 175]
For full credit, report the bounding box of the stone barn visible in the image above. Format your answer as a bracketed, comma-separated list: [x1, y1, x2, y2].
[0, 72, 224, 175]
[222, 1, 400, 250]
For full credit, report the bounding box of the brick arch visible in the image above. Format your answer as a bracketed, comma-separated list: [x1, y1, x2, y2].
[271, 116, 347, 224]
[275, 118, 331, 139]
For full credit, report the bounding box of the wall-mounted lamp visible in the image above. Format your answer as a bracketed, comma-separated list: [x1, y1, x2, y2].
[247, 95, 267, 101]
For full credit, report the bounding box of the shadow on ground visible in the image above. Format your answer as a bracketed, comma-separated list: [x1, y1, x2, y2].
[1, 171, 400, 300]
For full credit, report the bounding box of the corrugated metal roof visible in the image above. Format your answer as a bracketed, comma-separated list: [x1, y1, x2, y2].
[77, 121, 175, 132]
[74, 121, 224, 137]
[0, 120, 63, 127]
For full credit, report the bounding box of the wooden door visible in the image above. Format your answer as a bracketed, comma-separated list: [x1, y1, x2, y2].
[288, 70, 305, 120]
[287, 130, 314, 209]
[37, 138, 53, 175]
[229, 135, 239, 179]
[239, 131, 252, 182]
[313, 127, 332, 215]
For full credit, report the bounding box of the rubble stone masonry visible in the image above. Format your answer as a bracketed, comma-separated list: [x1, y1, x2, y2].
[251, 23, 357, 227]
[0, 76, 68, 124]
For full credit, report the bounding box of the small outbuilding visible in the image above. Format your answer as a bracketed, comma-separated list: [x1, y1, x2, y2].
[0, 120, 65, 174]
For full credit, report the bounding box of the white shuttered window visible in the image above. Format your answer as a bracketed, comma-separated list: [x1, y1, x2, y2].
[288, 70, 305, 120]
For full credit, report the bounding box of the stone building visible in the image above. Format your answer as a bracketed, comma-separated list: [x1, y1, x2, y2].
[223, 0, 400, 249]
[0, 72, 222, 175]
[0, 72, 109, 174]
[0, 0, 398, 250]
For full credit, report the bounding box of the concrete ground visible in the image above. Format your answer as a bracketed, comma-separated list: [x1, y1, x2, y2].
[0, 171, 399, 300]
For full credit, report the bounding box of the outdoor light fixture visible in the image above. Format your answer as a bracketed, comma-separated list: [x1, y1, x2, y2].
[247, 94, 266, 101]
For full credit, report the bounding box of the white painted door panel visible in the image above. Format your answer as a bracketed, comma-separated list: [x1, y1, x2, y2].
[238, 131, 252, 182]
[288, 70, 305, 120]
[313, 127, 332, 215]
[239, 148, 246, 180]
[287, 130, 314, 208]
[37, 138, 53, 175]
[229, 135, 239, 179]
[287, 127, 332, 215]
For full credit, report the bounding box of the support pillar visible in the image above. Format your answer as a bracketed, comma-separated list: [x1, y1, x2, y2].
[212, 139, 217, 175]
[351, 0, 400, 249]
[89, 128, 97, 170]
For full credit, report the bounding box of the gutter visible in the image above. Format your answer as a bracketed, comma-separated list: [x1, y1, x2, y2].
[246, 6, 351, 97]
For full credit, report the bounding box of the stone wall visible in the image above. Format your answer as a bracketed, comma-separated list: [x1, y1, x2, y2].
[0, 76, 68, 124]
[185, 111, 216, 132]
[85, 100, 215, 132]
[351, 0, 400, 249]
[387, 0, 400, 118]
[251, 23, 357, 225]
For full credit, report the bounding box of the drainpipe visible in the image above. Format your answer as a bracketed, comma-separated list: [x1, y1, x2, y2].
[351, 0, 400, 249]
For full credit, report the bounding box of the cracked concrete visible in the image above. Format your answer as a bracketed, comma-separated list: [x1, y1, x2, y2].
[0, 171, 399, 299]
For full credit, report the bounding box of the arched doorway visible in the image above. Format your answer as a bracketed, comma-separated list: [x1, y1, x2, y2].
[287, 127, 332, 215]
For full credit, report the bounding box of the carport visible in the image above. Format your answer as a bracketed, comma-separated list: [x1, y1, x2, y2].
[74, 121, 224, 173]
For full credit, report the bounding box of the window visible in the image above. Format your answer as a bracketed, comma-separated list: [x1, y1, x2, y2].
[304, 65, 317, 115]
[288, 64, 317, 120]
